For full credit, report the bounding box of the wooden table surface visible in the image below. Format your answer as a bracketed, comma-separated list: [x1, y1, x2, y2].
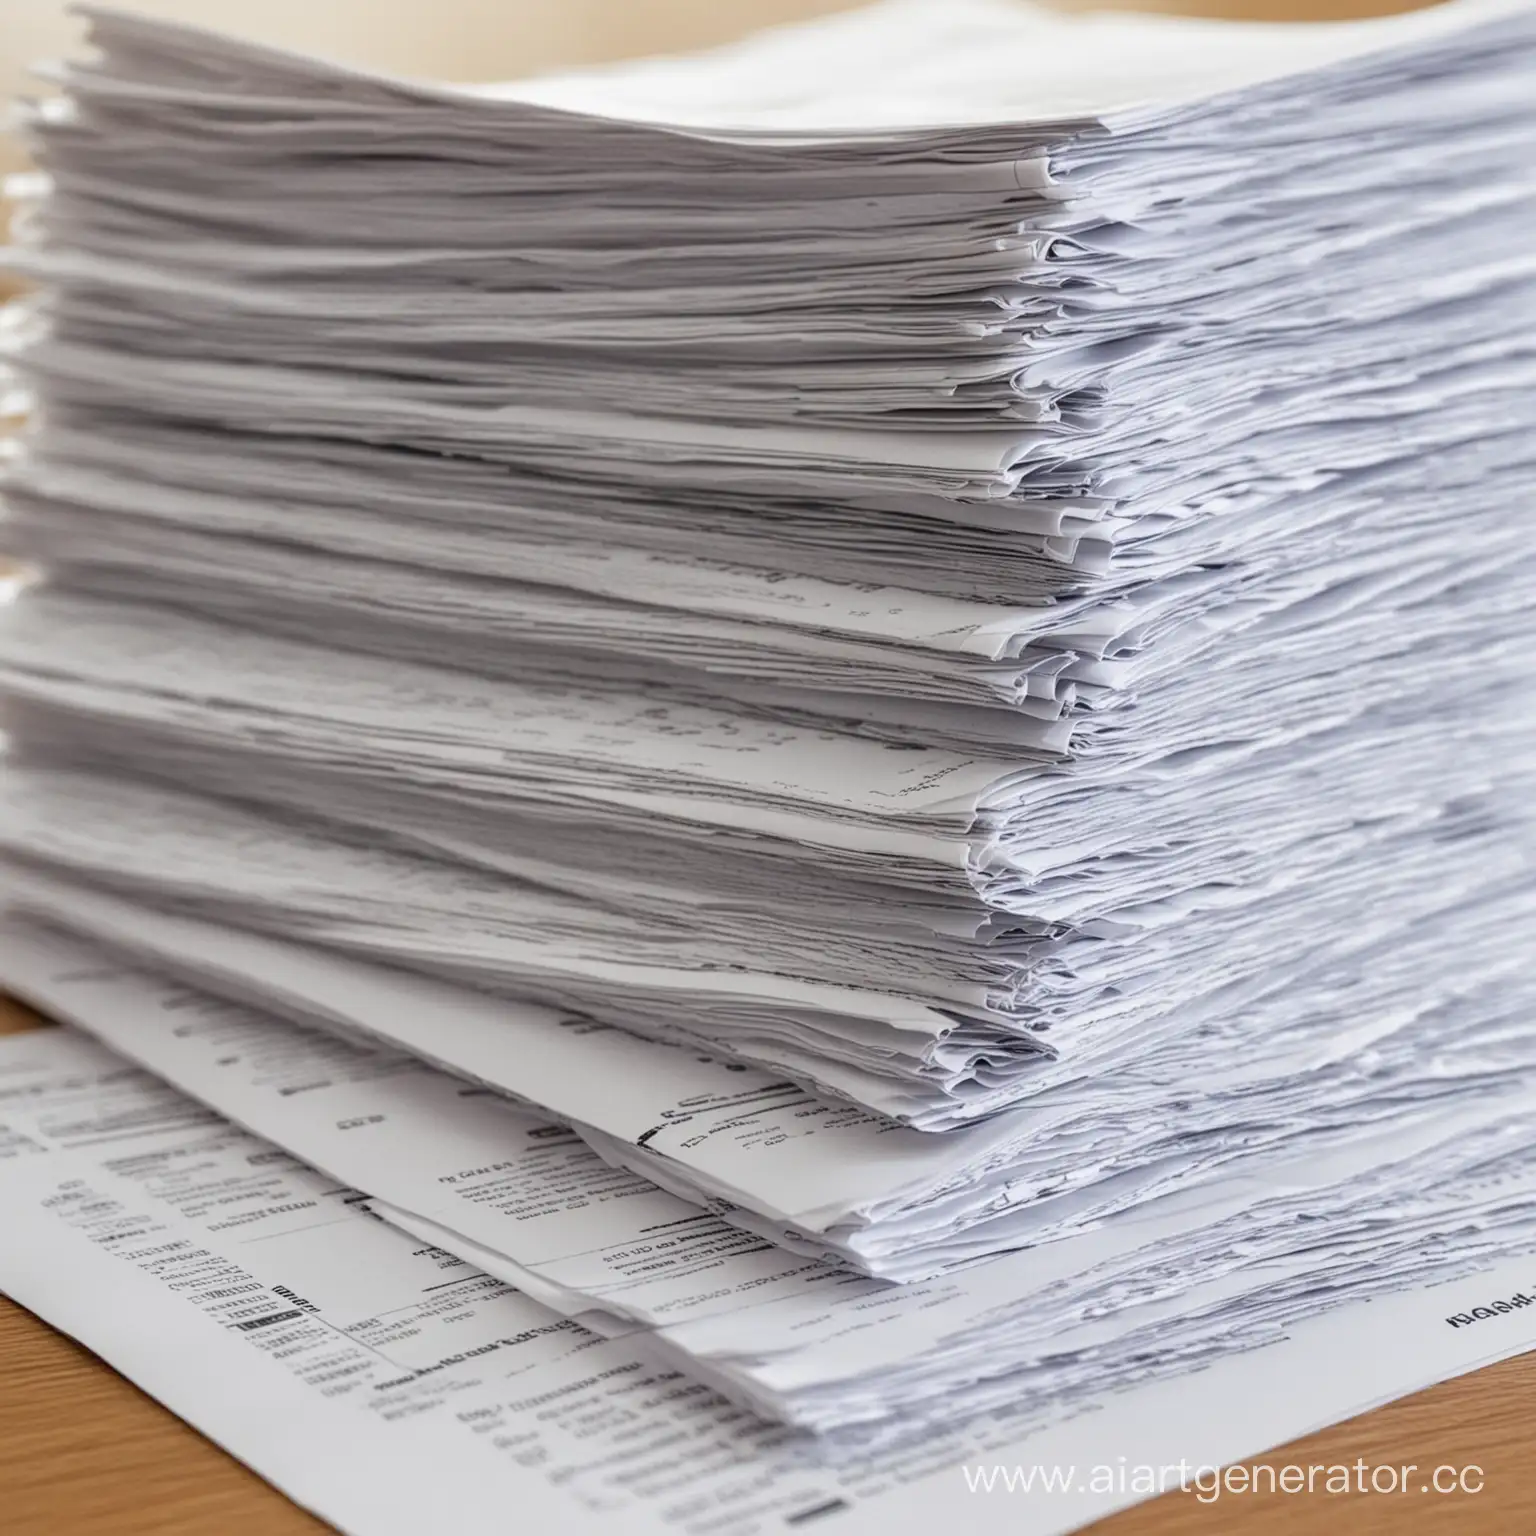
[1, 993, 1531, 1533]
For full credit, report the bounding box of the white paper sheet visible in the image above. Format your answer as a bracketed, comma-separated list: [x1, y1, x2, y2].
[2, 1024, 1533, 1536]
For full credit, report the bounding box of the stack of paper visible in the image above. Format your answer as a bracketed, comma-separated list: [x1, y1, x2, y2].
[1, 1, 1534, 1521]
[2, 0, 1535, 1128]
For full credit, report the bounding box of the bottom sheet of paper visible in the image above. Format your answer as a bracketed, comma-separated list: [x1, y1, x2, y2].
[1, 1026, 1532, 1536]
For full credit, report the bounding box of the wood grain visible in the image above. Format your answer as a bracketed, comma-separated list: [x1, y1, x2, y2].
[1, 995, 1531, 1534]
